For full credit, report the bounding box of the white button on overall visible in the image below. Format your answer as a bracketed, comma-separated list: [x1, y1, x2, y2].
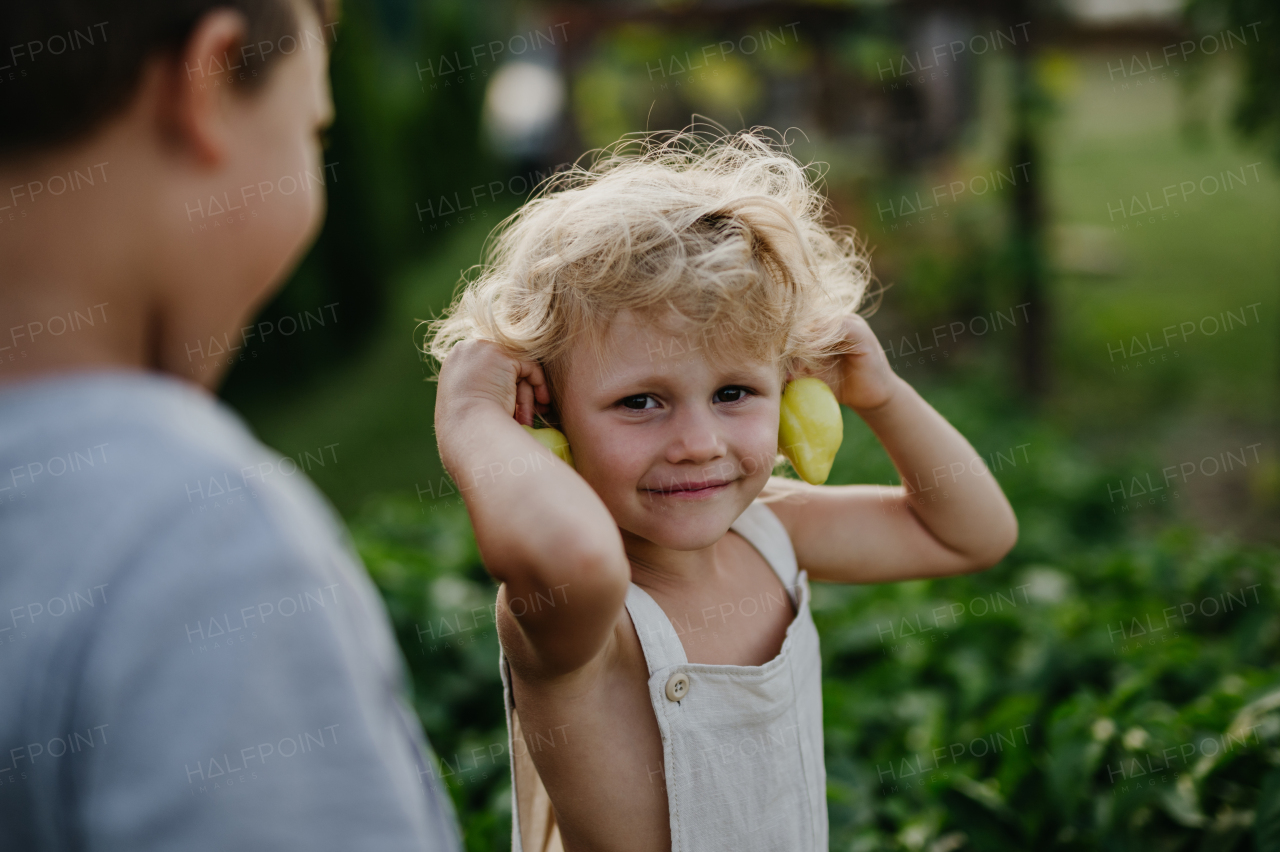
[665, 672, 690, 702]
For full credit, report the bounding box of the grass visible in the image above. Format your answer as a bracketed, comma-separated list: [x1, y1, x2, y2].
[1047, 51, 1279, 427]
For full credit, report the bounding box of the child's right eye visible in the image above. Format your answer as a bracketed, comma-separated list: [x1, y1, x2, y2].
[619, 394, 657, 410]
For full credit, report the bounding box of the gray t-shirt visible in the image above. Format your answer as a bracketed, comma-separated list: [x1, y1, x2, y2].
[0, 370, 460, 851]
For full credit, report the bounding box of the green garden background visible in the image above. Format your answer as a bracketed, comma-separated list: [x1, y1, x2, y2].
[217, 0, 1280, 848]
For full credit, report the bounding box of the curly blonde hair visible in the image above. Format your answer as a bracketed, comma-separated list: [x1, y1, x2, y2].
[425, 128, 876, 404]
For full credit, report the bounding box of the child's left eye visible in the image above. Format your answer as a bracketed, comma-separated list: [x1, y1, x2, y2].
[714, 386, 751, 403]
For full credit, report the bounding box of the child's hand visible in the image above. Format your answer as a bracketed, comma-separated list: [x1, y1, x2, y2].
[436, 339, 551, 428]
[808, 315, 900, 413]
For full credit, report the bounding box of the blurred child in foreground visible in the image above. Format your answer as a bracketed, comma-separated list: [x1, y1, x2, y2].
[0, 2, 459, 849]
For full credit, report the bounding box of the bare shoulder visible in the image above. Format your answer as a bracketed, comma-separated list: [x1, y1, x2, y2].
[754, 475, 818, 534]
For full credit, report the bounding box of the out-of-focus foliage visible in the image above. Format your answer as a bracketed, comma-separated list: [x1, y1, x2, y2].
[354, 501, 509, 852]
[353, 368, 1280, 851]
[224, 0, 494, 401]
[1185, 0, 1280, 165]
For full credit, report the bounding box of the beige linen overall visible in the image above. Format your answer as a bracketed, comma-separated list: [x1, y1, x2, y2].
[499, 500, 829, 851]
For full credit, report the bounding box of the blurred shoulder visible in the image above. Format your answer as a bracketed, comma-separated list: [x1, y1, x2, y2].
[0, 369, 354, 583]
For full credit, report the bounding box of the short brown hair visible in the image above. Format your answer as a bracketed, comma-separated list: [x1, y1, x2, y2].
[0, 0, 337, 157]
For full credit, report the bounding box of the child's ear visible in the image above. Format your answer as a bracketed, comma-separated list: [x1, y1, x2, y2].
[537, 368, 564, 428]
[173, 9, 251, 165]
[536, 405, 563, 430]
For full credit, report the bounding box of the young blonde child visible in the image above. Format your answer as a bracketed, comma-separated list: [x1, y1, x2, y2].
[428, 131, 1018, 852]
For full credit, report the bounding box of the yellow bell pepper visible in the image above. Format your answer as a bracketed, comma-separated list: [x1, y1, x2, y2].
[777, 378, 843, 484]
[523, 424, 575, 468]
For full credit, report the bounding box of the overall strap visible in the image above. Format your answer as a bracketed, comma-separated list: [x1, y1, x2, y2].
[625, 584, 689, 676]
[730, 501, 800, 601]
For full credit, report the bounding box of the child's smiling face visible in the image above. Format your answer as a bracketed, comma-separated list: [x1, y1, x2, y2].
[556, 310, 784, 552]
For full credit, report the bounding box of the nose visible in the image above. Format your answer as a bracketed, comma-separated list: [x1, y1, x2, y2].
[664, 403, 727, 466]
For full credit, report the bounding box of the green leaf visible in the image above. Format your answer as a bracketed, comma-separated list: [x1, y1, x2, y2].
[1258, 768, 1280, 852]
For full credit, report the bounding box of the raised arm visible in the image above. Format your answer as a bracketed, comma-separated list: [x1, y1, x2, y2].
[767, 316, 1018, 583]
[433, 339, 630, 677]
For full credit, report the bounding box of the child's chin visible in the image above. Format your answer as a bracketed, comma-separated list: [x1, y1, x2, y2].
[635, 505, 739, 551]
[653, 532, 729, 552]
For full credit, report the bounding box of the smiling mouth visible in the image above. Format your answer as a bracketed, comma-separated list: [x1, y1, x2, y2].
[643, 479, 732, 495]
